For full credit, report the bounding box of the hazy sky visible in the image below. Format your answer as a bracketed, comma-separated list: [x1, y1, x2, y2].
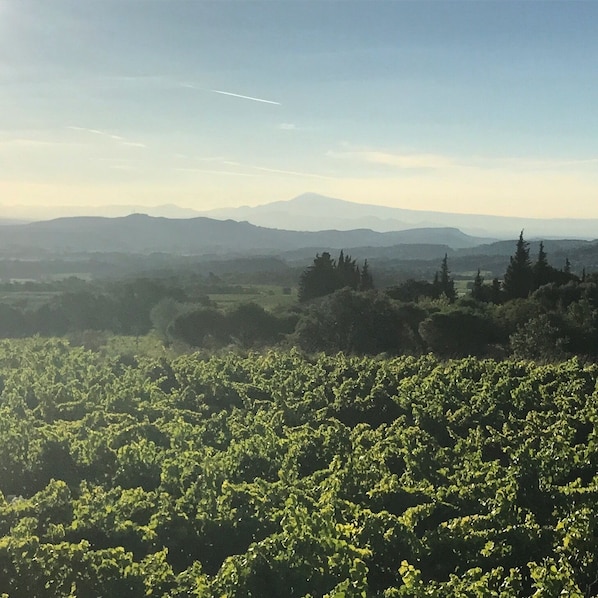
[1, 0, 597, 217]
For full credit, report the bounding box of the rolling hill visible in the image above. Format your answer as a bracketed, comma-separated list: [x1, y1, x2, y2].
[199, 193, 598, 239]
[0, 214, 492, 256]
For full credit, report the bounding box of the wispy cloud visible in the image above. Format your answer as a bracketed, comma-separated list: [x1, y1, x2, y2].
[174, 167, 258, 177]
[67, 126, 147, 148]
[173, 154, 228, 163]
[473, 155, 598, 171]
[181, 83, 281, 105]
[249, 165, 335, 179]
[209, 89, 281, 105]
[0, 138, 71, 149]
[328, 149, 454, 170]
[328, 145, 598, 174]
[278, 123, 298, 131]
[67, 126, 124, 141]
[172, 156, 334, 180]
[96, 157, 145, 172]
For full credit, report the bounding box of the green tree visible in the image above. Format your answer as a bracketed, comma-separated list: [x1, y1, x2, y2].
[509, 313, 567, 361]
[293, 289, 408, 354]
[226, 302, 282, 347]
[503, 231, 533, 300]
[532, 241, 551, 290]
[359, 260, 374, 291]
[336, 250, 361, 290]
[418, 308, 498, 357]
[298, 251, 368, 302]
[564, 257, 572, 275]
[471, 269, 484, 301]
[434, 254, 456, 302]
[170, 307, 228, 347]
[298, 252, 338, 302]
[491, 277, 502, 303]
[387, 279, 438, 302]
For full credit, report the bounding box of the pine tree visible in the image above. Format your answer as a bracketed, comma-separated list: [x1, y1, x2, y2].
[564, 257, 571, 275]
[491, 277, 502, 303]
[532, 241, 551, 290]
[359, 260, 374, 290]
[503, 231, 532, 299]
[434, 254, 456, 302]
[298, 250, 363, 302]
[471, 269, 484, 301]
[336, 250, 360, 289]
[298, 252, 337, 302]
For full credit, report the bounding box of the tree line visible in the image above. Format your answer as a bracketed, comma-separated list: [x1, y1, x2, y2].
[0, 233, 594, 362]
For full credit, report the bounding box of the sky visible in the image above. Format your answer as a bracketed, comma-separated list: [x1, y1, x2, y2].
[1, 0, 598, 218]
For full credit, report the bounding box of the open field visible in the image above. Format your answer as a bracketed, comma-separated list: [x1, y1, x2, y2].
[208, 285, 298, 310]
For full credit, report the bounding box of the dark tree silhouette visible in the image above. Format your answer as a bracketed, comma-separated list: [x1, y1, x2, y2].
[503, 231, 533, 299]
[491, 278, 503, 303]
[298, 251, 372, 302]
[298, 252, 338, 302]
[471, 269, 484, 301]
[359, 260, 374, 291]
[336, 250, 361, 289]
[564, 257, 572, 275]
[532, 241, 551, 290]
[434, 254, 456, 302]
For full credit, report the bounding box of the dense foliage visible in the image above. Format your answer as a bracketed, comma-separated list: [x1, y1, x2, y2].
[1, 340, 597, 596]
[299, 251, 373, 302]
[0, 233, 595, 364]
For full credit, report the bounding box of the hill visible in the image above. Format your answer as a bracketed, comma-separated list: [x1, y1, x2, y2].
[4, 193, 597, 240]
[200, 192, 598, 239]
[0, 214, 491, 256]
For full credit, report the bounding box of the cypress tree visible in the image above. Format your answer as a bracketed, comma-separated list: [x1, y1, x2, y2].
[491, 278, 502, 303]
[532, 241, 551, 290]
[435, 254, 456, 302]
[471, 269, 484, 301]
[298, 252, 337, 302]
[360, 260, 374, 290]
[503, 231, 532, 299]
[564, 257, 571, 275]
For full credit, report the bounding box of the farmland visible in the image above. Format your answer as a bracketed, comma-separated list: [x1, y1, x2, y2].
[0, 340, 596, 596]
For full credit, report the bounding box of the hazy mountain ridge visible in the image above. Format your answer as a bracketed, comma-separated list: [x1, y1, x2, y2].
[3, 193, 597, 239]
[198, 193, 598, 239]
[0, 212, 596, 282]
[0, 214, 491, 256]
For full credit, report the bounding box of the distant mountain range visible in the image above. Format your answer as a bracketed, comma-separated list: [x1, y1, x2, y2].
[0, 214, 492, 256]
[0, 211, 597, 281]
[2, 193, 597, 239]
[198, 193, 598, 239]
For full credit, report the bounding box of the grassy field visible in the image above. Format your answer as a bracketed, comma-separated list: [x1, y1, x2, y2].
[208, 285, 298, 310]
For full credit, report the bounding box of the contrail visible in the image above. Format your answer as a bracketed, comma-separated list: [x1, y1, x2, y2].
[67, 126, 123, 141]
[210, 89, 281, 105]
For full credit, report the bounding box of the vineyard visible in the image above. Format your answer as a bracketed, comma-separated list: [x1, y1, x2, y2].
[0, 340, 597, 596]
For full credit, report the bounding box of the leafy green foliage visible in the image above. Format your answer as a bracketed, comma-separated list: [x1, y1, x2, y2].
[298, 251, 372, 303]
[0, 340, 598, 595]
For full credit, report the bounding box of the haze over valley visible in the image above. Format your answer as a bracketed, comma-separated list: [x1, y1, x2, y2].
[2, 192, 597, 240]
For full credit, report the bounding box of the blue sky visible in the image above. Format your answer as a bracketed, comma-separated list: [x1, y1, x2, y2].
[1, 0, 597, 217]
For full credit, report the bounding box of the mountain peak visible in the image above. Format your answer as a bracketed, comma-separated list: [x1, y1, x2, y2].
[287, 193, 351, 206]
[195, 193, 598, 239]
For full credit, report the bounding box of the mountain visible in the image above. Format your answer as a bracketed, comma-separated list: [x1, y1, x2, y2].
[0, 203, 202, 222]
[199, 193, 598, 239]
[4, 193, 597, 240]
[0, 214, 490, 256]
